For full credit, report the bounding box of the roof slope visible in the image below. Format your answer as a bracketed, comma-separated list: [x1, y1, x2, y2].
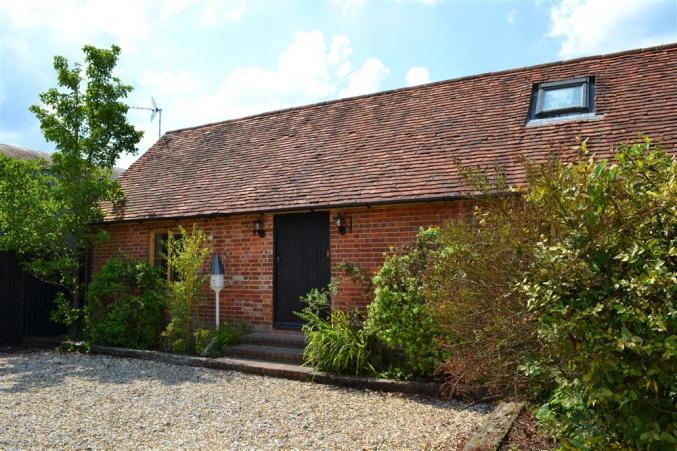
[107, 44, 677, 222]
[0, 143, 53, 162]
[0, 143, 125, 180]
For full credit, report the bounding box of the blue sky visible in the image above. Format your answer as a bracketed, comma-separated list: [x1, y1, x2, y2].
[1, 0, 675, 168]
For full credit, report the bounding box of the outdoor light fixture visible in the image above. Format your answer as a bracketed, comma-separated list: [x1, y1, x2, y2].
[335, 213, 351, 235]
[253, 217, 265, 238]
[210, 253, 225, 328]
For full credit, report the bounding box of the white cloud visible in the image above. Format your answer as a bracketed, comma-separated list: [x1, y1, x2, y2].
[331, 0, 438, 20]
[405, 66, 430, 86]
[506, 10, 516, 23]
[199, 0, 247, 26]
[547, 0, 677, 59]
[328, 35, 353, 65]
[331, 0, 366, 20]
[0, 0, 246, 54]
[339, 58, 390, 98]
[0, 0, 194, 53]
[336, 61, 353, 79]
[193, 31, 353, 112]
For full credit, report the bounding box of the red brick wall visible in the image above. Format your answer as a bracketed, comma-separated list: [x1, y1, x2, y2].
[92, 200, 475, 329]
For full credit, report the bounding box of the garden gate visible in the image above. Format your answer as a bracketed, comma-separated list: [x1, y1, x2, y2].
[0, 252, 67, 344]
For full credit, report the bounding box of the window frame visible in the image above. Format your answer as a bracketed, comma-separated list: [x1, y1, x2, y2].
[533, 77, 591, 118]
[149, 228, 175, 281]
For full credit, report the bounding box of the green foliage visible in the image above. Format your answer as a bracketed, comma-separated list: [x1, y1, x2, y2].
[211, 324, 240, 351]
[428, 195, 542, 399]
[522, 139, 676, 448]
[50, 292, 84, 327]
[193, 324, 240, 357]
[365, 228, 441, 376]
[161, 318, 189, 354]
[161, 225, 211, 354]
[297, 283, 389, 376]
[85, 256, 167, 349]
[0, 45, 142, 336]
[58, 340, 92, 353]
[193, 328, 212, 355]
[0, 156, 58, 256]
[299, 233, 443, 378]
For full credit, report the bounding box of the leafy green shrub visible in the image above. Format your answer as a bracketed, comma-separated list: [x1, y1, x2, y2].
[428, 195, 542, 399]
[193, 328, 212, 355]
[297, 283, 390, 376]
[193, 324, 240, 357]
[365, 228, 441, 376]
[522, 139, 676, 448]
[161, 318, 187, 354]
[161, 225, 210, 354]
[51, 292, 84, 329]
[85, 256, 167, 349]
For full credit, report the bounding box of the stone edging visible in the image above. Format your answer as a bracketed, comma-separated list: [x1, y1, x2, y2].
[90, 345, 441, 397]
[462, 401, 525, 451]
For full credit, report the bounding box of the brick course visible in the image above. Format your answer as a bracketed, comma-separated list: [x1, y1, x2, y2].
[93, 201, 474, 329]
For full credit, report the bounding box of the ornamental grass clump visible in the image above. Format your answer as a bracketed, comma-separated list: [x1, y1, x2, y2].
[296, 282, 390, 376]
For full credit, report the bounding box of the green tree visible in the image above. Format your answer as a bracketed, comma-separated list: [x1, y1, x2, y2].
[0, 45, 142, 336]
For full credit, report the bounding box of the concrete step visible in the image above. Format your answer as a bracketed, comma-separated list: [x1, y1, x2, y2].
[223, 344, 305, 364]
[240, 332, 306, 349]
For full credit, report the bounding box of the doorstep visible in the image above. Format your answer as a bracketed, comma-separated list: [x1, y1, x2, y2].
[222, 343, 305, 364]
[90, 345, 441, 397]
[222, 332, 307, 364]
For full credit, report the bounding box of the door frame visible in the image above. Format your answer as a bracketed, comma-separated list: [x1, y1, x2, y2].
[272, 211, 330, 330]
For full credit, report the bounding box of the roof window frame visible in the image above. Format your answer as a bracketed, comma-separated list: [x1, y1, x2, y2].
[533, 77, 591, 118]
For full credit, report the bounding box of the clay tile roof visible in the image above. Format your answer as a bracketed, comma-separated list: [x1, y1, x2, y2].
[0, 143, 126, 180]
[105, 44, 677, 223]
[0, 143, 52, 162]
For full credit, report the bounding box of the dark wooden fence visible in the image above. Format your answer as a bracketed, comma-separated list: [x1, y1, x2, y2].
[0, 252, 67, 344]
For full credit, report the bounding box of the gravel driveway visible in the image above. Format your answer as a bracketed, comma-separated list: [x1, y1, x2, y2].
[0, 350, 489, 450]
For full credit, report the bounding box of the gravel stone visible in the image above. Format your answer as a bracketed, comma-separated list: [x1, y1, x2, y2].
[0, 350, 490, 449]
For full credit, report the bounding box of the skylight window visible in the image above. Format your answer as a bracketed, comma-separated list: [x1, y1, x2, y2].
[530, 77, 594, 121]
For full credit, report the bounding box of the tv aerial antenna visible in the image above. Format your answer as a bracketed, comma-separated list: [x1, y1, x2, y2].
[130, 97, 163, 138]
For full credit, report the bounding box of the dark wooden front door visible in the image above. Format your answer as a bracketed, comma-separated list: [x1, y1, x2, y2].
[274, 212, 330, 329]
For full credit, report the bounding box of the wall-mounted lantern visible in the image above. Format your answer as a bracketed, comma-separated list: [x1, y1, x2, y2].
[335, 213, 351, 235]
[253, 217, 265, 238]
[210, 253, 225, 328]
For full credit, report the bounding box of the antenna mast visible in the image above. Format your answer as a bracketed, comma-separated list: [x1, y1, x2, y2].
[130, 97, 163, 138]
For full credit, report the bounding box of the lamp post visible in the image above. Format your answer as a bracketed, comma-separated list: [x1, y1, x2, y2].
[210, 253, 225, 328]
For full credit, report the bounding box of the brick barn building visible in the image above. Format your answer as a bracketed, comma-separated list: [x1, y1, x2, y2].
[95, 44, 677, 330]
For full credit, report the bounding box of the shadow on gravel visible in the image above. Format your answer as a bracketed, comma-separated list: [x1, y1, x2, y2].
[0, 348, 490, 417]
[0, 349, 236, 393]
